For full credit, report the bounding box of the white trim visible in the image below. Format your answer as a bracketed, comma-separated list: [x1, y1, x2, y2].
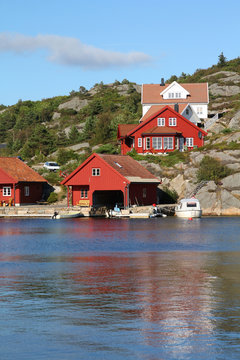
[138, 138, 142, 147]
[186, 138, 194, 147]
[157, 117, 165, 126]
[152, 137, 162, 149]
[92, 168, 100, 176]
[3, 186, 11, 196]
[169, 117, 177, 126]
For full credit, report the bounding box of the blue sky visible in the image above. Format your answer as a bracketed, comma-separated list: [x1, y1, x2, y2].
[1, 0, 239, 106]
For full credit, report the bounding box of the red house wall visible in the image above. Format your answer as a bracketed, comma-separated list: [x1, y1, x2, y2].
[67, 157, 128, 206]
[64, 155, 158, 207]
[0, 182, 44, 205]
[129, 183, 157, 206]
[122, 108, 205, 155]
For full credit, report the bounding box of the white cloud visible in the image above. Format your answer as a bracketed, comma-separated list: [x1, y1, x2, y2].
[0, 32, 152, 69]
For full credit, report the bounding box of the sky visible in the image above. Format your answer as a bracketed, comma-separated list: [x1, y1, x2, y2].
[0, 0, 239, 106]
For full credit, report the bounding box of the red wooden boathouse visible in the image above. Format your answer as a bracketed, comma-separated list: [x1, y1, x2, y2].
[0, 157, 47, 206]
[61, 153, 160, 208]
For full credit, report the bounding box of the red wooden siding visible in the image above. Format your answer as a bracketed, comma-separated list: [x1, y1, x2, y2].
[62, 154, 160, 207]
[119, 106, 207, 155]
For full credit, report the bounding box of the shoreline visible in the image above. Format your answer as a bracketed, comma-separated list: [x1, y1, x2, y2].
[0, 204, 239, 218]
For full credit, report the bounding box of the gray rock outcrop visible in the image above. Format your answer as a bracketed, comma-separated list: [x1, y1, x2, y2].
[58, 97, 89, 112]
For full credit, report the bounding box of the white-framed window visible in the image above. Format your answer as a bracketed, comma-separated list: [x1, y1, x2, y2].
[152, 137, 162, 149]
[143, 188, 147, 198]
[3, 187, 11, 196]
[157, 117, 165, 126]
[169, 117, 177, 126]
[24, 186, 29, 197]
[197, 107, 203, 115]
[145, 137, 150, 150]
[186, 138, 194, 147]
[168, 92, 181, 99]
[138, 138, 142, 147]
[92, 168, 100, 176]
[163, 137, 174, 150]
[81, 189, 88, 198]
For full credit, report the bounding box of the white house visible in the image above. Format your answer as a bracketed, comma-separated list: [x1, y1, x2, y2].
[141, 80, 209, 121]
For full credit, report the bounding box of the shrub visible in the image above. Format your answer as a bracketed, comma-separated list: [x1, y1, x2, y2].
[47, 192, 58, 203]
[162, 186, 179, 203]
[197, 155, 232, 182]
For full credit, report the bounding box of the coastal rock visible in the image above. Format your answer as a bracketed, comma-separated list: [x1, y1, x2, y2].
[209, 83, 240, 97]
[228, 110, 240, 130]
[220, 189, 240, 210]
[58, 97, 89, 112]
[221, 173, 240, 190]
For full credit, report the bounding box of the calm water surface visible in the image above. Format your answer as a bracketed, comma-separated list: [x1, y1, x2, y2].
[0, 216, 240, 359]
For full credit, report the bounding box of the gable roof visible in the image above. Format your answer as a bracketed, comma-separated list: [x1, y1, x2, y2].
[61, 153, 160, 185]
[140, 104, 188, 123]
[142, 82, 208, 104]
[118, 124, 137, 138]
[160, 81, 190, 97]
[141, 126, 182, 135]
[123, 106, 208, 138]
[0, 157, 47, 183]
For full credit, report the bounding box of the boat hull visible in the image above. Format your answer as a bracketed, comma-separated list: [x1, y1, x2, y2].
[175, 209, 202, 218]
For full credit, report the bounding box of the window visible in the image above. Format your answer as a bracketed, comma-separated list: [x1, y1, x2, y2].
[186, 138, 194, 147]
[143, 188, 147, 198]
[169, 118, 177, 126]
[163, 137, 174, 150]
[81, 189, 88, 198]
[157, 117, 165, 126]
[92, 168, 100, 176]
[168, 92, 181, 99]
[186, 109, 189, 115]
[24, 186, 29, 197]
[145, 137, 150, 150]
[138, 138, 142, 147]
[197, 107, 203, 114]
[3, 187, 11, 196]
[152, 137, 162, 149]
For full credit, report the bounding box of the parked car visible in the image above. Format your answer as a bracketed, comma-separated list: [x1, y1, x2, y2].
[43, 162, 60, 172]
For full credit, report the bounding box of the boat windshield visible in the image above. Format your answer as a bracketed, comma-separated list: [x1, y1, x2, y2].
[186, 202, 197, 207]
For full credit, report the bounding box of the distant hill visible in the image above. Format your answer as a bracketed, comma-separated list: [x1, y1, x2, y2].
[0, 57, 240, 179]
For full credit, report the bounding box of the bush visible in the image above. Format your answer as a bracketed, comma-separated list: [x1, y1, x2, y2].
[197, 155, 232, 182]
[162, 186, 179, 203]
[47, 192, 58, 203]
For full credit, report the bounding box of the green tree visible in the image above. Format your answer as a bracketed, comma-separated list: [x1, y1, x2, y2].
[218, 52, 227, 66]
[68, 125, 80, 144]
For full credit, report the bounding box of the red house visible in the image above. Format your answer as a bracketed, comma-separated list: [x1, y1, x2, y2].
[118, 106, 207, 155]
[0, 157, 47, 206]
[61, 153, 160, 208]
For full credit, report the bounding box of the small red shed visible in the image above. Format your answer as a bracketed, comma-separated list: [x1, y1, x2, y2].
[0, 157, 47, 206]
[118, 106, 207, 155]
[61, 153, 160, 208]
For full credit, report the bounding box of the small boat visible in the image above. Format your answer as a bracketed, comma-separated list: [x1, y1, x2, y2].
[52, 211, 83, 219]
[175, 198, 202, 218]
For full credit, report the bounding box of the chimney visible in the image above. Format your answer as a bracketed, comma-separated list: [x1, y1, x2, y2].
[174, 103, 179, 113]
[160, 78, 165, 86]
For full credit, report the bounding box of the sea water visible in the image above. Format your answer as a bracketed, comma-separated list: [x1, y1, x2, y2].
[0, 217, 240, 359]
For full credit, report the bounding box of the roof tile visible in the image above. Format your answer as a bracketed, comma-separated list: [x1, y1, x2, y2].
[0, 157, 47, 183]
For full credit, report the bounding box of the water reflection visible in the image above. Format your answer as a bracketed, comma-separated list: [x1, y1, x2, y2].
[0, 218, 240, 359]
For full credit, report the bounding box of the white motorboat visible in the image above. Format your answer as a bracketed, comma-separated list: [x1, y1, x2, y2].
[175, 198, 202, 218]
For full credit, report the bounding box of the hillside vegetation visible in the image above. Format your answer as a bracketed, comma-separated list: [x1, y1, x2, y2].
[0, 56, 240, 185]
